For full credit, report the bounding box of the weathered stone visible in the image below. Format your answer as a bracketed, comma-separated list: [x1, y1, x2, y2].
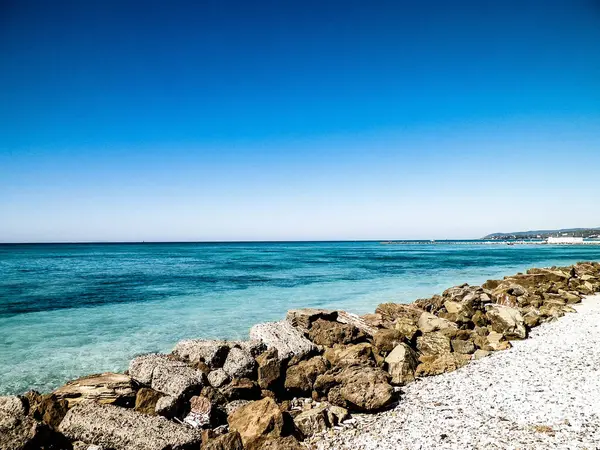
[223, 347, 256, 379]
[173, 340, 230, 368]
[384, 343, 419, 385]
[336, 366, 393, 411]
[286, 309, 337, 331]
[154, 395, 178, 418]
[250, 321, 317, 362]
[323, 343, 375, 367]
[417, 312, 457, 333]
[284, 356, 329, 395]
[246, 436, 302, 450]
[375, 303, 423, 328]
[415, 353, 471, 377]
[393, 316, 419, 341]
[255, 349, 282, 390]
[486, 305, 527, 339]
[293, 403, 348, 438]
[471, 310, 488, 327]
[308, 319, 364, 346]
[473, 349, 491, 359]
[486, 331, 512, 351]
[53, 372, 137, 408]
[416, 332, 451, 356]
[134, 387, 163, 415]
[225, 400, 252, 416]
[208, 369, 230, 388]
[451, 338, 476, 354]
[336, 311, 378, 337]
[204, 431, 244, 450]
[221, 378, 261, 401]
[523, 310, 542, 328]
[24, 391, 69, 429]
[233, 340, 267, 358]
[227, 397, 284, 447]
[373, 329, 404, 354]
[1, 395, 43, 450]
[443, 300, 475, 323]
[558, 290, 582, 304]
[58, 402, 201, 450]
[129, 354, 206, 399]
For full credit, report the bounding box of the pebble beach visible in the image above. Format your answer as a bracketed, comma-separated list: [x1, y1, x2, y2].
[310, 294, 600, 450]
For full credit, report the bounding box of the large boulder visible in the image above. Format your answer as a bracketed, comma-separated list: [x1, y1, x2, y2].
[415, 353, 471, 377]
[384, 343, 419, 385]
[134, 387, 163, 415]
[1, 396, 47, 450]
[227, 398, 285, 447]
[307, 319, 364, 346]
[416, 332, 452, 356]
[374, 303, 423, 329]
[486, 305, 527, 339]
[23, 391, 69, 429]
[417, 312, 457, 333]
[58, 402, 202, 450]
[173, 340, 230, 368]
[53, 372, 137, 408]
[250, 321, 317, 363]
[129, 354, 206, 399]
[222, 347, 256, 379]
[323, 343, 376, 367]
[284, 356, 329, 395]
[373, 329, 405, 355]
[255, 349, 282, 390]
[335, 311, 378, 337]
[286, 309, 337, 332]
[335, 366, 393, 411]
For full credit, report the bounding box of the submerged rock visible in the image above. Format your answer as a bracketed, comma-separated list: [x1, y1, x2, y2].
[58, 402, 201, 450]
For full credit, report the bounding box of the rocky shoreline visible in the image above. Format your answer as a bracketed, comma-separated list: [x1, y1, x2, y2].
[2, 262, 600, 450]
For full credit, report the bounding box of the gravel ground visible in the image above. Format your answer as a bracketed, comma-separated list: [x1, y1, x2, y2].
[308, 294, 600, 450]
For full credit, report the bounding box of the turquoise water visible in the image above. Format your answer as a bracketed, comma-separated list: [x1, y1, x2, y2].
[1, 241, 600, 395]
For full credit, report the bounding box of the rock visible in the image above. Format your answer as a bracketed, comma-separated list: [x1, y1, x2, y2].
[208, 369, 231, 388]
[486, 331, 512, 351]
[336, 366, 393, 411]
[154, 395, 178, 418]
[523, 310, 542, 328]
[286, 309, 338, 332]
[486, 305, 527, 339]
[58, 402, 201, 450]
[373, 329, 405, 354]
[1, 395, 42, 450]
[471, 310, 488, 327]
[246, 436, 303, 450]
[284, 356, 329, 395]
[24, 391, 69, 429]
[129, 354, 206, 399]
[559, 290, 582, 304]
[204, 431, 244, 450]
[384, 343, 419, 385]
[443, 300, 476, 323]
[417, 312, 457, 333]
[255, 349, 282, 390]
[223, 347, 257, 379]
[415, 353, 471, 377]
[416, 332, 452, 356]
[221, 378, 261, 401]
[336, 311, 377, 337]
[53, 372, 137, 408]
[183, 395, 213, 429]
[375, 303, 423, 328]
[227, 397, 285, 447]
[234, 340, 268, 358]
[393, 317, 420, 342]
[250, 321, 317, 363]
[323, 343, 376, 367]
[293, 403, 348, 438]
[225, 400, 252, 416]
[451, 338, 476, 354]
[134, 387, 163, 415]
[173, 340, 230, 368]
[308, 319, 364, 346]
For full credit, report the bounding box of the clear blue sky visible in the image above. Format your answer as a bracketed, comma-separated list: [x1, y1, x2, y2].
[1, 0, 599, 242]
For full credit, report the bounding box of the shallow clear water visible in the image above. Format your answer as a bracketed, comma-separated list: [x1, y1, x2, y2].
[1, 241, 600, 395]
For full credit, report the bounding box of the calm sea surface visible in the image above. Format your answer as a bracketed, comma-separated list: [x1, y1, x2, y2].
[1, 241, 600, 395]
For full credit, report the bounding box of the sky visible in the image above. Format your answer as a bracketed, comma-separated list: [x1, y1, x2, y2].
[1, 0, 600, 242]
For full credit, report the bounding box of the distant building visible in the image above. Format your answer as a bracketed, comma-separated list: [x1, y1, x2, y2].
[547, 236, 584, 244]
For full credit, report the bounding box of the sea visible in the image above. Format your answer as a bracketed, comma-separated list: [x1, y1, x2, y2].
[1, 241, 600, 395]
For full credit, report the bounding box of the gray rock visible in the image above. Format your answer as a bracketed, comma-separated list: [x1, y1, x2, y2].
[336, 311, 377, 337]
[225, 399, 251, 416]
[0, 396, 37, 450]
[232, 340, 267, 358]
[172, 340, 230, 368]
[129, 354, 206, 398]
[154, 395, 178, 418]
[58, 402, 201, 450]
[286, 308, 338, 332]
[250, 321, 317, 362]
[222, 347, 256, 379]
[208, 369, 230, 388]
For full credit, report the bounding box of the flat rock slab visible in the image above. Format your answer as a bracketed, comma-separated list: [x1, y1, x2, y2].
[59, 402, 201, 450]
[309, 294, 600, 449]
[53, 372, 136, 408]
[250, 321, 317, 362]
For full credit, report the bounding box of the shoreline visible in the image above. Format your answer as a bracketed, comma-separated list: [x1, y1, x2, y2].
[2, 261, 600, 450]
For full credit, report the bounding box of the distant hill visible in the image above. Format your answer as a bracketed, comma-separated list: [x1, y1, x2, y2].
[482, 227, 600, 240]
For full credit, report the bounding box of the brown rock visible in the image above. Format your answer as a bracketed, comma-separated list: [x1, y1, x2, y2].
[24, 391, 69, 429]
[134, 387, 163, 415]
[415, 353, 471, 377]
[336, 366, 393, 411]
[308, 319, 364, 347]
[204, 431, 244, 450]
[374, 303, 424, 327]
[255, 349, 282, 390]
[221, 378, 261, 401]
[417, 312, 457, 333]
[227, 397, 285, 447]
[323, 343, 376, 367]
[416, 332, 451, 356]
[451, 338, 475, 355]
[373, 329, 404, 354]
[284, 356, 328, 395]
[384, 343, 419, 385]
[286, 309, 337, 332]
[246, 436, 303, 450]
[53, 372, 137, 408]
